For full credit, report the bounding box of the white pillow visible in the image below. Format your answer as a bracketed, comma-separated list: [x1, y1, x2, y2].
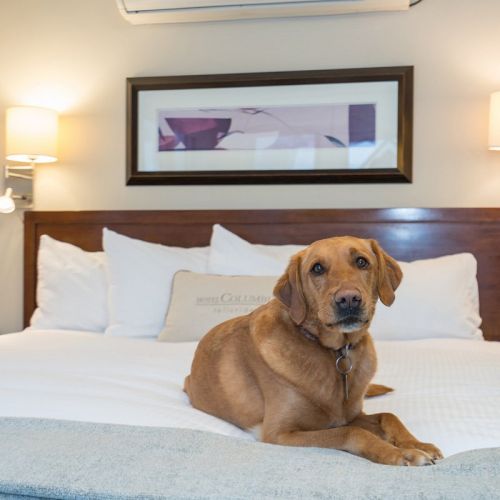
[30, 235, 108, 332]
[103, 228, 209, 338]
[207, 226, 482, 341]
[370, 253, 482, 341]
[208, 224, 305, 276]
[158, 271, 277, 342]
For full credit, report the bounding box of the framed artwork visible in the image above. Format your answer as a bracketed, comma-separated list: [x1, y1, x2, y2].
[126, 66, 413, 185]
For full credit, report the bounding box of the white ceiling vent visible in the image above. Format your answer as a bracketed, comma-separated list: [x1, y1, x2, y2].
[116, 0, 410, 24]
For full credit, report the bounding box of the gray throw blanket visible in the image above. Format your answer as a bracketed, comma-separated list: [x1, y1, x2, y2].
[0, 418, 498, 499]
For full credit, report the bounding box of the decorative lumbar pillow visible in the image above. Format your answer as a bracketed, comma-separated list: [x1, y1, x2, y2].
[103, 228, 209, 338]
[30, 235, 108, 332]
[158, 271, 278, 342]
[370, 253, 483, 341]
[208, 224, 305, 276]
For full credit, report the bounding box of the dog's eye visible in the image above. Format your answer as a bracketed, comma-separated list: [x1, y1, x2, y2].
[356, 257, 369, 269]
[311, 262, 325, 275]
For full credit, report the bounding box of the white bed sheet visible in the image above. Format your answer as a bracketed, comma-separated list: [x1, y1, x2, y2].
[0, 330, 251, 441]
[1, 330, 499, 457]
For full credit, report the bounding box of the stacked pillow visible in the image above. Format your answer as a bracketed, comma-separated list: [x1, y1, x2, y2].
[31, 235, 108, 332]
[30, 224, 483, 342]
[103, 229, 208, 338]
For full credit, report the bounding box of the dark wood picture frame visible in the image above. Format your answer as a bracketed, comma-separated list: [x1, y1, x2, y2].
[126, 66, 413, 185]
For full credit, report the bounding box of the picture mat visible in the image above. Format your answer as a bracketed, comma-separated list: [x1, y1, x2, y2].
[138, 81, 398, 172]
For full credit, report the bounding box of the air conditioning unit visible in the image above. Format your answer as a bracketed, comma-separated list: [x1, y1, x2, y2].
[116, 0, 410, 24]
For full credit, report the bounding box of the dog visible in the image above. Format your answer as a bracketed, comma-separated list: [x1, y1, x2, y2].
[185, 236, 443, 465]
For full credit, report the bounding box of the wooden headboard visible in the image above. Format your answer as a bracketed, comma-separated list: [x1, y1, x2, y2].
[24, 208, 500, 341]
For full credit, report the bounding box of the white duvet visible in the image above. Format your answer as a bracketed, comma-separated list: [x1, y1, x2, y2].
[1, 330, 499, 457]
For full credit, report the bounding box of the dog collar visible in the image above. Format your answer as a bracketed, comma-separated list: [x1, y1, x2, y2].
[297, 325, 353, 353]
[297, 325, 320, 344]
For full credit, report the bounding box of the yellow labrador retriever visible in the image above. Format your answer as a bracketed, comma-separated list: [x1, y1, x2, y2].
[185, 236, 443, 465]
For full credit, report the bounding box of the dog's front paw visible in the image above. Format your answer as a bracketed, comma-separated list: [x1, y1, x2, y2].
[411, 442, 443, 461]
[384, 448, 435, 466]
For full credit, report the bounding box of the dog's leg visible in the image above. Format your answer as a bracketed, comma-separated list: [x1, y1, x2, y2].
[350, 413, 443, 461]
[262, 425, 435, 466]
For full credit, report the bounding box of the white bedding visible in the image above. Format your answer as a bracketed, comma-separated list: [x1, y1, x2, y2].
[1, 330, 499, 457]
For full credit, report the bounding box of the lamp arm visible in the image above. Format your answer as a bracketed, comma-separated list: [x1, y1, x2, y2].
[5, 164, 34, 180]
[12, 194, 32, 201]
[6, 171, 33, 180]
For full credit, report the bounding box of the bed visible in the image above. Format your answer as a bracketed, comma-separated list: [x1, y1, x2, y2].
[2, 208, 500, 499]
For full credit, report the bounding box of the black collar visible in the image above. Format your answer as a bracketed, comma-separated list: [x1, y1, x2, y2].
[297, 325, 353, 354]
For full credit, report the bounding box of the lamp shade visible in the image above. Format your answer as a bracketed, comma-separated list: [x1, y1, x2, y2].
[489, 92, 500, 150]
[5, 106, 58, 163]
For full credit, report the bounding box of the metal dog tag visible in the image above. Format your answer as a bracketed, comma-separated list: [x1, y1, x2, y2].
[335, 345, 353, 402]
[342, 373, 349, 401]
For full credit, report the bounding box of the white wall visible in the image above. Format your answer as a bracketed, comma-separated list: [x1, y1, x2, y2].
[0, 0, 500, 332]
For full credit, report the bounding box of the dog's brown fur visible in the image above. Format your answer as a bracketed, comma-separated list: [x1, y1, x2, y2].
[185, 236, 443, 465]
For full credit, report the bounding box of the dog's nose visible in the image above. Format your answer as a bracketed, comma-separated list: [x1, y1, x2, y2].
[334, 290, 362, 311]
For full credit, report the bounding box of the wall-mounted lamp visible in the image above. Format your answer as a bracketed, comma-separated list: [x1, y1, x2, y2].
[489, 91, 500, 150]
[3, 106, 58, 212]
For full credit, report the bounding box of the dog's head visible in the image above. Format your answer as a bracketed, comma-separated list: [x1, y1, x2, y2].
[273, 236, 402, 343]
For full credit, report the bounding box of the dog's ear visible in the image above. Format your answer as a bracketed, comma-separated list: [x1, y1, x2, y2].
[273, 254, 307, 325]
[370, 240, 403, 306]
